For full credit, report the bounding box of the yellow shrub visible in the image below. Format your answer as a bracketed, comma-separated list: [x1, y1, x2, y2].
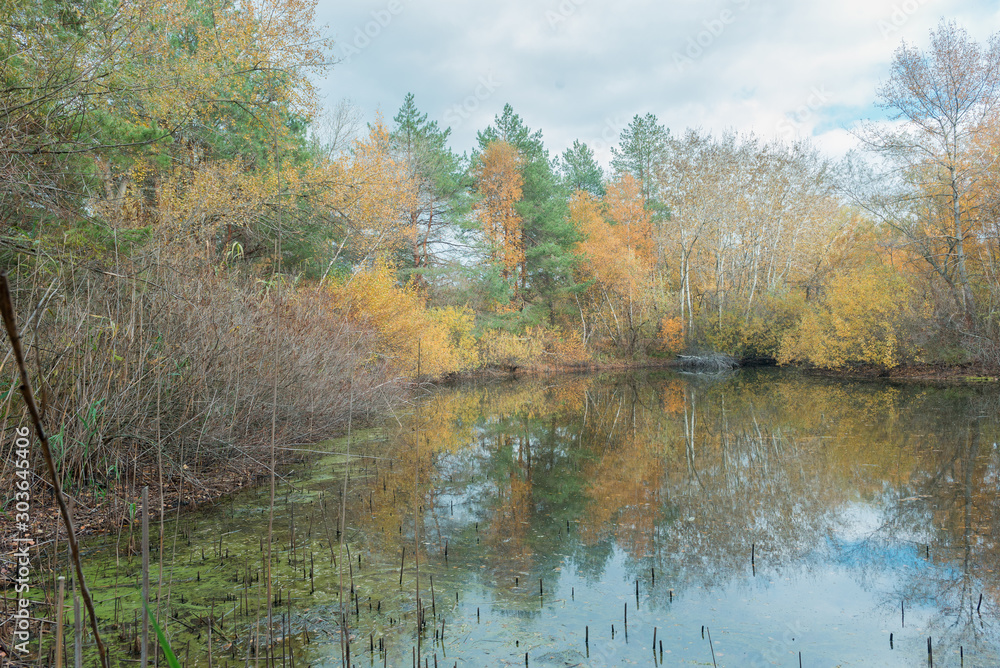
[778, 265, 920, 369]
[326, 264, 475, 377]
[477, 326, 590, 368]
[428, 305, 478, 371]
[700, 292, 805, 360]
[658, 316, 684, 355]
[544, 328, 589, 365]
[477, 328, 541, 368]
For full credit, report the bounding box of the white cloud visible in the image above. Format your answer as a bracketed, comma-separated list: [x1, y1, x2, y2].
[313, 0, 998, 163]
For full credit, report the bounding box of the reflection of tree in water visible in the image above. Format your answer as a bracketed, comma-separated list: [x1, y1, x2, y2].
[851, 389, 1000, 656]
[363, 371, 1000, 653]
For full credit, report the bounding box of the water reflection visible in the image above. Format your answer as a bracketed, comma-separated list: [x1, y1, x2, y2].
[60, 370, 1000, 667]
[362, 369, 1000, 665]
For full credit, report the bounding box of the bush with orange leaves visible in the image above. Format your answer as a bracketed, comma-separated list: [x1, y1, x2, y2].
[326, 263, 476, 378]
[658, 316, 684, 355]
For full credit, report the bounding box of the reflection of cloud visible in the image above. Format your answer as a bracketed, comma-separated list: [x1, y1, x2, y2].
[371, 371, 1000, 663]
[835, 502, 919, 544]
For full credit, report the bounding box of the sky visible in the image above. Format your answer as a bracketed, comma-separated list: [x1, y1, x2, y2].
[311, 0, 1000, 165]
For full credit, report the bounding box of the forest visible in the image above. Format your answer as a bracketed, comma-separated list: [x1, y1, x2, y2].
[1, 0, 999, 518]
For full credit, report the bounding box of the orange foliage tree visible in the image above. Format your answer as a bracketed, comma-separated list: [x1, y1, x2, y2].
[474, 141, 526, 303]
[605, 174, 655, 262]
[570, 177, 666, 354]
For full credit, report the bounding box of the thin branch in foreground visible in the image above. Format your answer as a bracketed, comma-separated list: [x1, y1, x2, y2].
[0, 272, 109, 668]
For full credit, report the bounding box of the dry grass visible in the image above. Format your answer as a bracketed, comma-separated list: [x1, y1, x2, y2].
[0, 245, 401, 523]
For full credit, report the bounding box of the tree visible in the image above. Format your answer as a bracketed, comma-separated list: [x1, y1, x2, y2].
[323, 118, 418, 267]
[81, 0, 331, 236]
[0, 0, 333, 277]
[311, 99, 363, 160]
[858, 20, 1000, 321]
[605, 174, 654, 263]
[391, 93, 468, 289]
[570, 178, 662, 354]
[653, 130, 722, 336]
[474, 140, 525, 303]
[477, 105, 579, 322]
[0, 0, 145, 232]
[611, 113, 670, 210]
[559, 140, 604, 197]
[652, 130, 847, 354]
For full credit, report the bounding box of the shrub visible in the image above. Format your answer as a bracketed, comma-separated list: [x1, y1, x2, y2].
[778, 264, 922, 369]
[0, 253, 394, 496]
[697, 291, 805, 361]
[327, 263, 477, 377]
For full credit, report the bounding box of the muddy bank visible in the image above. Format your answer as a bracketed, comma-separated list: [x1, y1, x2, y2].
[0, 460, 263, 558]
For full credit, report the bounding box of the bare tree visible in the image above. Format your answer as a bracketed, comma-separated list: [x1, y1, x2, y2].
[858, 20, 1000, 320]
[654, 131, 841, 340]
[311, 98, 364, 160]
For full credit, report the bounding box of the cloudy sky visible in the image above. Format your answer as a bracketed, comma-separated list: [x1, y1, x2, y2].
[311, 0, 999, 165]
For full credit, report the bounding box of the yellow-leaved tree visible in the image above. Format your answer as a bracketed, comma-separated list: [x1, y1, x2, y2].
[85, 0, 331, 224]
[474, 140, 525, 303]
[313, 118, 419, 267]
[571, 176, 664, 355]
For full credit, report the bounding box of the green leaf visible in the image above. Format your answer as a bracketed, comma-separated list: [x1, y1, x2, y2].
[143, 601, 181, 668]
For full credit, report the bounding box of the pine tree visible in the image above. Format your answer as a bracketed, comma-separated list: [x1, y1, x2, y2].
[476, 104, 579, 324]
[559, 140, 605, 197]
[611, 113, 670, 212]
[391, 93, 469, 290]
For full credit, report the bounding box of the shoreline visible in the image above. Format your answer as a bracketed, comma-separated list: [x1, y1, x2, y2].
[3, 358, 997, 559]
[796, 362, 1000, 385]
[441, 357, 1000, 385]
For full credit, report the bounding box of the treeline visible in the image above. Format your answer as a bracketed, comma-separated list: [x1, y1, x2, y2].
[1, 0, 998, 491]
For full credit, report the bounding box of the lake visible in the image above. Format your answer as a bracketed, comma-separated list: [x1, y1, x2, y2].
[74, 368, 1000, 666]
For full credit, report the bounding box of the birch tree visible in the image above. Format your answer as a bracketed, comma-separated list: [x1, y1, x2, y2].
[857, 19, 1000, 321]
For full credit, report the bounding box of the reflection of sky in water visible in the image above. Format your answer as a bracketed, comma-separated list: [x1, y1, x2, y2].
[345, 544, 943, 667]
[352, 375, 998, 667]
[315, 495, 993, 667]
[78, 371, 1000, 667]
[827, 503, 929, 571]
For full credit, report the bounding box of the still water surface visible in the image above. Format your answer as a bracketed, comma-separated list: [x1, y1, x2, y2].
[82, 369, 1000, 666]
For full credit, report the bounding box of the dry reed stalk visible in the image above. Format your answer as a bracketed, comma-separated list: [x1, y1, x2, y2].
[414, 340, 422, 664]
[73, 572, 82, 668]
[338, 376, 355, 667]
[0, 272, 109, 668]
[141, 485, 149, 668]
[55, 576, 65, 668]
